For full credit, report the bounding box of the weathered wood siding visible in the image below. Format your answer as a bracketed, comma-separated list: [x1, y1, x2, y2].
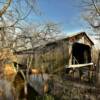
[14, 32, 94, 72]
[33, 41, 69, 72]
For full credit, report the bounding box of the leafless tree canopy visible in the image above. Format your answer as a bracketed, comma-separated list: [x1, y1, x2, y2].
[82, 0, 100, 29]
[0, 0, 62, 51]
[81, 0, 100, 85]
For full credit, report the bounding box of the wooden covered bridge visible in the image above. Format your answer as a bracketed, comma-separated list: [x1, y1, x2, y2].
[13, 32, 95, 81]
[2, 32, 96, 99]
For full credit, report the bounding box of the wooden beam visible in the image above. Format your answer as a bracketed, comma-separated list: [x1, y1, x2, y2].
[65, 63, 93, 68]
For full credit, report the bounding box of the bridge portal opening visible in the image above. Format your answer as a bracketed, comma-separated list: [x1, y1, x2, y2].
[72, 43, 91, 64]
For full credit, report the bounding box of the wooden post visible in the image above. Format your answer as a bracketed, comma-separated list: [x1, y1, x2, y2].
[69, 43, 72, 65]
[96, 51, 100, 87]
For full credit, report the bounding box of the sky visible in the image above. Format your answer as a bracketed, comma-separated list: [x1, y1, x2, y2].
[31, 0, 100, 47]
[29, 0, 87, 34]
[0, 0, 88, 34]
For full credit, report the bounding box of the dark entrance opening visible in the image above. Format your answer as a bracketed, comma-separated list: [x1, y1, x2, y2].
[72, 43, 91, 64]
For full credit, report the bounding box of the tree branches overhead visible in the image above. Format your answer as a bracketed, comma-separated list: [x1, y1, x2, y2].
[0, 0, 40, 49]
[0, 0, 12, 17]
[0, 0, 62, 51]
[82, 0, 100, 29]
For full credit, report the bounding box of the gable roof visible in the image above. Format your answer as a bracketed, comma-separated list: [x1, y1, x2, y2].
[70, 32, 94, 45]
[14, 32, 94, 55]
[61, 32, 94, 45]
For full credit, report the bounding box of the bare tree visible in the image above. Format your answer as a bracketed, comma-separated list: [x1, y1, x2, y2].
[0, 0, 40, 50]
[0, 0, 41, 99]
[0, 1, 63, 98]
[0, 0, 65, 99]
[0, 0, 39, 72]
[12, 22, 62, 51]
[81, 0, 100, 85]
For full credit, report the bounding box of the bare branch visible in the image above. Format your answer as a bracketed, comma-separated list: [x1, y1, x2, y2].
[91, 0, 100, 15]
[0, 0, 12, 17]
